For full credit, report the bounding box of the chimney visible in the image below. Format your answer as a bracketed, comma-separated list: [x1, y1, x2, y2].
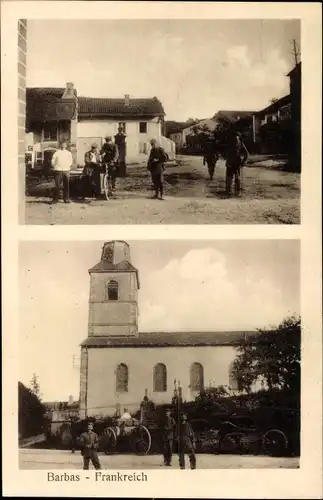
[68, 395, 74, 405]
[124, 94, 130, 106]
[62, 82, 76, 100]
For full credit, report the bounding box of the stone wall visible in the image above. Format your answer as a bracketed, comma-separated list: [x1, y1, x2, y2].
[18, 19, 27, 223]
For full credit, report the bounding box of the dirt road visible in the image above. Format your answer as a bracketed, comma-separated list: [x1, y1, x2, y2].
[19, 448, 299, 470]
[25, 155, 300, 225]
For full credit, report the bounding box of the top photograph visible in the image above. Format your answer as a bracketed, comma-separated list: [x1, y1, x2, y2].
[20, 19, 301, 225]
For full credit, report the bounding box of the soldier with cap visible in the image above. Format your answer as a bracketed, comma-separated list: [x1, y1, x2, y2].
[84, 143, 101, 199]
[225, 131, 249, 197]
[114, 126, 127, 177]
[147, 139, 168, 200]
[79, 420, 101, 470]
[163, 408, 176, 466]
[100, 136, 119, 190]
[176, 413, 196, 470]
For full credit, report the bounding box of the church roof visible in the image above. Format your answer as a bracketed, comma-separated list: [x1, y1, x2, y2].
[88, 260, 138, 273]
[80, 330, 257, 348]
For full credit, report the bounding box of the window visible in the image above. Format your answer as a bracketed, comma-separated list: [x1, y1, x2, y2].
[190, 362, 204, 392]
[139, 122, 147, 134]
[139, 142, 148, 155]
[153, 363, 167, 392]
[118, 122, 126, 133]
[43, 123, 58, 141]
[116, 364, 128, 392]
[106, 280, 118, 301]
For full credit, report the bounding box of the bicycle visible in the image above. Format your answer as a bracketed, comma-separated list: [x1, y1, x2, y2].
[103, 161, 117, 201]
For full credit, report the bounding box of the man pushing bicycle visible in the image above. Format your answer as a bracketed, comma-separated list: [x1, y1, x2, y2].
[100, 136, 119, 194]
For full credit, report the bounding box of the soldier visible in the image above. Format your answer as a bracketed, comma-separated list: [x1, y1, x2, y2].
[84, 143, 101, 199]
[147, 139, 168, 200]
[114, 126, 127, 177]
[225, 131, 249, 197]
[203, 138, 219, 180]
[100, 136, 119, 190]
[79, 421, 101, 470]
[51, 141, 73, 204]
[163, 408, 176, 466]
[176, 413, 196, 470]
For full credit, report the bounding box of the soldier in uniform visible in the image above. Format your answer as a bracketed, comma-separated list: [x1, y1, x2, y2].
[100, 136, 119, 190]
[176, 413, 196, 470]
[70, 415, 80, 454]
[163, 408, 176, 466]
[114, 126, 127, 177]
[147, 139, 168, 200]
[79, 421, 101, 470]
[203, 137, 219, 180]
[84, 143, 101, 199]
[225, 131, 249, 197]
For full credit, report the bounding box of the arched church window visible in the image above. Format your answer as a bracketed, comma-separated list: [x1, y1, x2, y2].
[153, 363, 167, 392]
[229, 362, 239, 391]
[116, 363, 128, 392]
[106, 280, 118, 301]
[190, 362, 204, 392]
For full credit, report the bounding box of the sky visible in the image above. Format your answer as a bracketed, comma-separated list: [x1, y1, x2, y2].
[26, 19, 300, 120]
[19, 240, 300, 401]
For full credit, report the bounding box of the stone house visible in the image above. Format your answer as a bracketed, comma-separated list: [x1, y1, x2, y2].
[25, 83, 175, 169]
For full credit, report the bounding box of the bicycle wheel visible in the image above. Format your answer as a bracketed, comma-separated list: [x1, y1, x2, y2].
[103, 174, 110, 200]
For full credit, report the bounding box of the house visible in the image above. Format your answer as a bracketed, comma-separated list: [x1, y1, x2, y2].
[25, 83, 175, 168]
[287, 62, 301, 167]
[169, 118, 217, 149]
[79, 241, 259, 418]
[252, 95, 291, 142]
[212, 110, 255, 124]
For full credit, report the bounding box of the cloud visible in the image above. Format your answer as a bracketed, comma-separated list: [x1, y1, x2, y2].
[139, 248, 292, 332]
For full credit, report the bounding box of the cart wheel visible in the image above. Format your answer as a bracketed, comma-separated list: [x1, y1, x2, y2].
[102, 427, 117, 455]
[103, 175, 110, 200]
[262, 429, 288, 456]
[130, 425, 151, 456]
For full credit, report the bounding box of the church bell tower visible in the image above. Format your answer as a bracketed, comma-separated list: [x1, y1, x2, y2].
[87, 241, 140, 337]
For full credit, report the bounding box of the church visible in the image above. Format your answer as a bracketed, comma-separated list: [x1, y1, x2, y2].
[79, 241, 256, 419]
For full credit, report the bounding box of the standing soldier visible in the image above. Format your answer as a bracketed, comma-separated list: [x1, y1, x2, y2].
[163, 408, 176, 466]
[225, 131, 249, 197]
[203, 137, 219, 180]
[51, 141, 73, 204]
[114, 126, 127, 177]
[176, 413, 196, 470]
[100, 136, 119, 191]
[79, 420, 101, 470]
[84, 143, 101, 199]
[147, 139, 168, 200]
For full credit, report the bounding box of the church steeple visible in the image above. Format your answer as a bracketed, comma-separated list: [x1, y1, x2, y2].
[87, 241, 139, 338]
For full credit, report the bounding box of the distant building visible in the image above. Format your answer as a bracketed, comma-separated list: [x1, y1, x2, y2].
[25, 84, 175, 168]
[169, 118, 217, 149]
[79, 241, 259, 419]
[252, 95, 292, 150]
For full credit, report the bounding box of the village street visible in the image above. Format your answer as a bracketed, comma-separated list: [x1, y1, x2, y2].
[19, 448, 299, 470]
[25, 155, 300, 225]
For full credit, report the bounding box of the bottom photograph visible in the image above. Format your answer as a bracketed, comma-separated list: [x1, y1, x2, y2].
[19, 239, 300, 470]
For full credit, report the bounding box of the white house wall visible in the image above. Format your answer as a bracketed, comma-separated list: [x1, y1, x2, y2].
[76, 118, 162, 165]
[85, 345, 238, 417]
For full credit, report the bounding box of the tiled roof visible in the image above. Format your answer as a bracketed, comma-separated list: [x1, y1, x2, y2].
[78, 97, 165, 117]
[26, 87, 77, 123]
[80, 330, 258, 348]
[213, 110, 255, 123]
[255, 94, 291, 117]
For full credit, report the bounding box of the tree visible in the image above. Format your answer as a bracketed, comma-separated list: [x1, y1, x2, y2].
[231, 316, 301, 394]
[19, 382, 46, 439]
[30, 373, 42, 400]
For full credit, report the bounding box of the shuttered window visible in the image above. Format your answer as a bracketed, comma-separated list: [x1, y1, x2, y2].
[116, 364, 128, 392]
[153, 363, 167, 392]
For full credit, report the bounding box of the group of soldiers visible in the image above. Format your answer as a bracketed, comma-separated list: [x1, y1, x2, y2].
[70, 408, 197, 471]
[203, 131, 249, 197]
